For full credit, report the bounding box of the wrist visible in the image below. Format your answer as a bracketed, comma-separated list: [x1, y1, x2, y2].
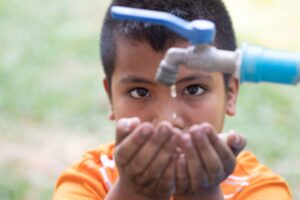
[105, 178, 158, 200]
[174, 186, 224, 200]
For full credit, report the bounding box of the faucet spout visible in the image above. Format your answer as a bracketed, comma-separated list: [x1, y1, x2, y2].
[156, 45, 238, 86]
[155, 48, 188, 86]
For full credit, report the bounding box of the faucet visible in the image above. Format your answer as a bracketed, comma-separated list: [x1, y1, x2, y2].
[111, 6, 300, 86]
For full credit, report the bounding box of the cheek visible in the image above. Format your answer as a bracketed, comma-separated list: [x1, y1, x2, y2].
[185, 94, 225, 130]
[112, 98, 149, 120]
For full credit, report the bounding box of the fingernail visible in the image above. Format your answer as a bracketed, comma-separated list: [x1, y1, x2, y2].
[179, 153, 186, 159]
[160, 125, 168, 134]
[123, 119, 133, 132]
[234, 134, 241, 146]
[228, 130, 240, 146]
[159, 123, 171, 137]
[141, 126, 152, 137]
[218, 133, 228, 143]
[202, 126, 211, 134]
[117, 118, 128, 128]
[178, 154, 186, 166]
[183, 134, 193, 148]
[125, 118, 141, 132]
[176, 147, 182, 154]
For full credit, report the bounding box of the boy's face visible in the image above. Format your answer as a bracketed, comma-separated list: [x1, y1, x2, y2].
[104, 37, 239, 133]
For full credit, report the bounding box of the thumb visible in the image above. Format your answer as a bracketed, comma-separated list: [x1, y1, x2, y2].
[116, 117, 141, 145]
[219, 130, 247, 156]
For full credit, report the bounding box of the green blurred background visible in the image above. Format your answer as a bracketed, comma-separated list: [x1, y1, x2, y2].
[0, 0, 300, 199]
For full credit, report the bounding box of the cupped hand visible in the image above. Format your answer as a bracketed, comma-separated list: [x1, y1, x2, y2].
[113, 117, 181, 200]
[175, 123, 246, 200]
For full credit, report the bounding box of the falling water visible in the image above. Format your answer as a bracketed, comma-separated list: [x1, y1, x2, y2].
[170, 84, 177, 98]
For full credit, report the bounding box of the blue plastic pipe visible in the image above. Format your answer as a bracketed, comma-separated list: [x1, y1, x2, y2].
[240, 44, 300, 85]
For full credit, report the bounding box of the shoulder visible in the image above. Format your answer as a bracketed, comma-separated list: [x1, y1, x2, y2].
[82, 142, 116, 167]
[67, 142, 116, 181]
[235, 151, 286, 183]
[53, 142, 117, 200]
[221, 151, 292, 200]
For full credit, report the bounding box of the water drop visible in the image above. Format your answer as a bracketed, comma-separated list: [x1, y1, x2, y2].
[172, 113, 177, 119]
[170, 84, 177, 98]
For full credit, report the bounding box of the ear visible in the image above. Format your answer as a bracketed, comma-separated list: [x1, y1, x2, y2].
[225, 77, 239, 116]
[103, 78, 115, 121]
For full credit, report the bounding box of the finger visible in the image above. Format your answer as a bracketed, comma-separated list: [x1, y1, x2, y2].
[227, 130, 247, 156]
[135, 123, 180, 183]
[190, 124, 224, 186]
[180, 133, 208, 191]
[155, 153, 177, 196]
[175, 154, 189, 194]
[207, 128, 237, 176]
[218, 131, 247, 156]
[114, 122, 153, 167]
[116, 117, 141, 145]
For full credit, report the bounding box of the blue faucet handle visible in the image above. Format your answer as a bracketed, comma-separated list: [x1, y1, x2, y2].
[111, 6, 216, 45]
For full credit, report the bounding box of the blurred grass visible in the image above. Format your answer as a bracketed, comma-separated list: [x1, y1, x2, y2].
[0, 165, 30, 200]
[0, 0, 112, 137]
[1, 0, 300, 199]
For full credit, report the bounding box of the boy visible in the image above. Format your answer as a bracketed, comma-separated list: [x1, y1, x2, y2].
[54, 0, 291, 199]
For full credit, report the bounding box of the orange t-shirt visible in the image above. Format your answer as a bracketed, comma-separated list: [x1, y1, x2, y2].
[53, 142, 291, 200]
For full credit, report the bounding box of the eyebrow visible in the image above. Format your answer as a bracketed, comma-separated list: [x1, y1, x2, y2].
[119, 73, 212, 85]
[119, 75, 154, 84]
[176, 73, 213, 84]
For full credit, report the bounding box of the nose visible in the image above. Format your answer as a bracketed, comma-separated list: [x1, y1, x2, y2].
[152, 100, 185, 130]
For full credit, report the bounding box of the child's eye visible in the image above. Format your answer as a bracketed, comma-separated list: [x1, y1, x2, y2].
[129, 87, 150, 99]
[183, 85, 205, 96]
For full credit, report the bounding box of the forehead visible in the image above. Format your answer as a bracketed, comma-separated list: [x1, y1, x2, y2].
[115, 36, 188, 63]
[115, 37, 166, 67]
[114, 36, 188, 73]
[113, 37, 224, 85]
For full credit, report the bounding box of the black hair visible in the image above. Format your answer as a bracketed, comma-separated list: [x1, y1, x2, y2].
[100, 0, 236, 91]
